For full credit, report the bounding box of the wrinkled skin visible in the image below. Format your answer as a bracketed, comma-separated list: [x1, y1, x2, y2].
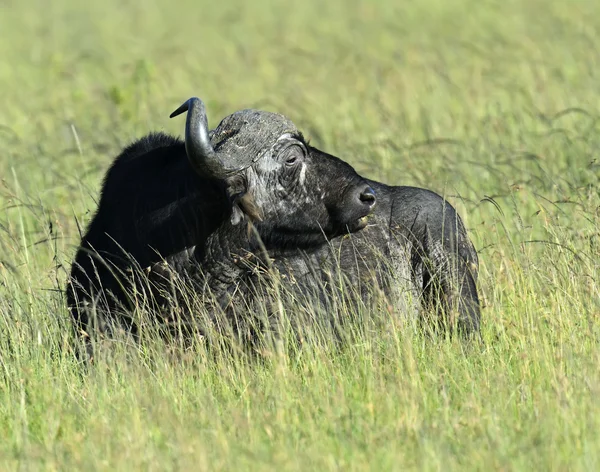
[239, 133, 375, 247]
[150, 179, 481, 341]
[67, 128, 375, 340]
[67, 104, 481, 352]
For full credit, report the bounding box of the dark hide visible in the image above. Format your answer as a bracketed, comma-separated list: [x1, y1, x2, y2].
[267, 182, 480, 335]
[67, 119, 375, 341]
[66, 102, 481, 351]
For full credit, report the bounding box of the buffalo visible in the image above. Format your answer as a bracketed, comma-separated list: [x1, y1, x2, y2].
[66, 97, 480, 349]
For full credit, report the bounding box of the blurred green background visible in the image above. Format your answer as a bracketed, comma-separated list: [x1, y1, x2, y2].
[0, 0, 599, 469]
[1, 0, 599, 264]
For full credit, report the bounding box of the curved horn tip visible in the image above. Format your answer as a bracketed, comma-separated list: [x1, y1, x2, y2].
[169, 97, 202, 119]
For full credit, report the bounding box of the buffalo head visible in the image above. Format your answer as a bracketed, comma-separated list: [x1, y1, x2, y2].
[171, 98, 376, 249]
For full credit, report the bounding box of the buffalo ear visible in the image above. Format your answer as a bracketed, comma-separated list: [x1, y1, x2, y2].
[226, 174, 247, 226]
[225, 173, 247, 199]
[230, 203, 245, 226]
[229, 194, 262, 226]
[225, 174, 262, 225]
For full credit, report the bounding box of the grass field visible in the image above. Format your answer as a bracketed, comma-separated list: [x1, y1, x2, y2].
[1, 0, 599, 469]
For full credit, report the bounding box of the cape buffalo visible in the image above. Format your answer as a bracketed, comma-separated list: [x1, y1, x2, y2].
[66, 97, 480, 348]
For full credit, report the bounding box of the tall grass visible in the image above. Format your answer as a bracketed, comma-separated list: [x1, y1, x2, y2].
[0, 0, 599, 469]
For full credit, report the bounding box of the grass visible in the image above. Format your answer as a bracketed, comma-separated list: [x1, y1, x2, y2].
[1, 0, 599, 469]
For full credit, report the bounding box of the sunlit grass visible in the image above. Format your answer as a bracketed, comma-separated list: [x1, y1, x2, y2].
[0, 0, 599, 469]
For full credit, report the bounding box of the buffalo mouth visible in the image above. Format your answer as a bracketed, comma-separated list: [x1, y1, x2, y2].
[339, 204, 376, 233]
[345, 215, 371, 233]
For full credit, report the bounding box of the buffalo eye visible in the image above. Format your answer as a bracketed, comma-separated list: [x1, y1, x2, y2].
[282, 144, 304, 167]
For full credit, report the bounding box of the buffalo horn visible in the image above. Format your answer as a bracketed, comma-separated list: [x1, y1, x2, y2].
[170, 97, 229, 179]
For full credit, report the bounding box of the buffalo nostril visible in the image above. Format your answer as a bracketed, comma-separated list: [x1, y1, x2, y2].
[359, 186, 376, 206]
